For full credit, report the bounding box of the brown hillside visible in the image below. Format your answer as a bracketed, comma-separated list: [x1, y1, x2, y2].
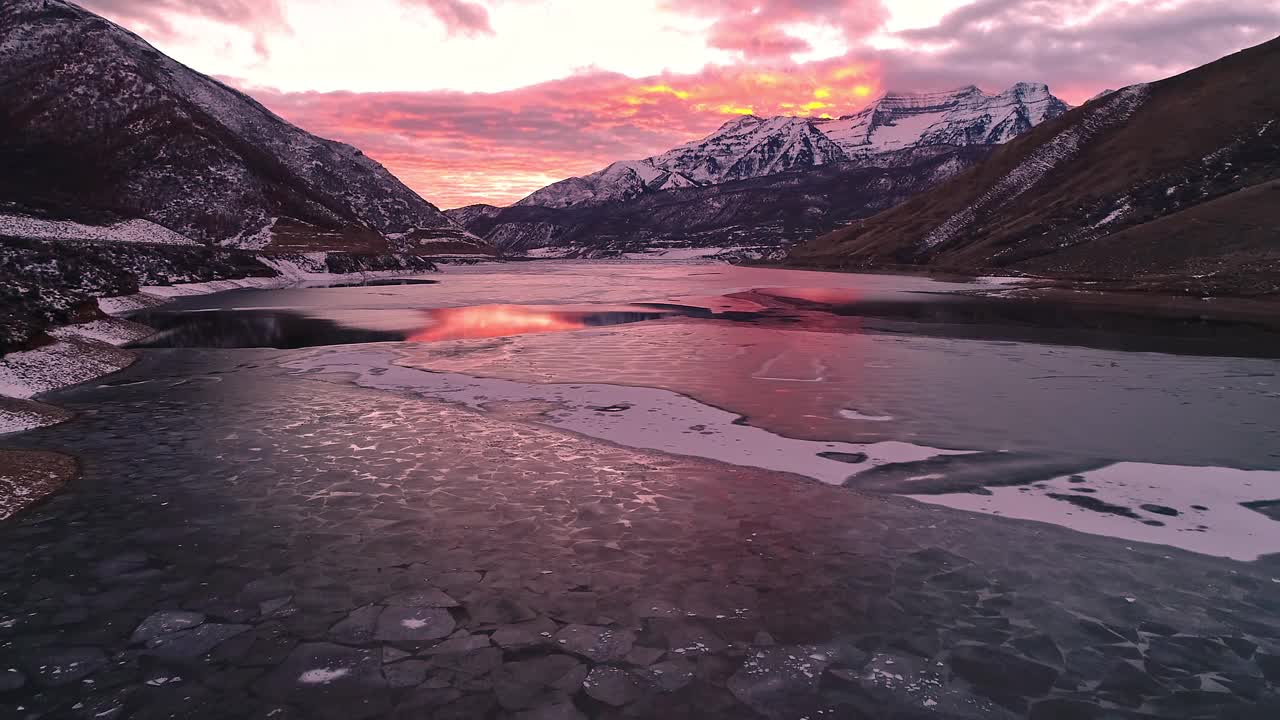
[790, 36, 1280, 295]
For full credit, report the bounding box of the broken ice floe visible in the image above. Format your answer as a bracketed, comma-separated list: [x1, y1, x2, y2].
[838, 408, 893, 422]
[284, 347, 969, 485]
[298, 667, 349, 684]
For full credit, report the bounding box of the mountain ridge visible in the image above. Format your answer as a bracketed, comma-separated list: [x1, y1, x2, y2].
[509, 83, 1069, 213]
[0, 0, 489, 255]
[449, 83, 1068, 257]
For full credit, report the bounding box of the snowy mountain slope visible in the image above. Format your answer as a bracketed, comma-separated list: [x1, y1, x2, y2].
[450, 84, 1066, 256]
[0, 0, 488, 254]
[514, 84, 1068, 211]
[817, 83, 1068, 155]
[791, 37, 1280, 296]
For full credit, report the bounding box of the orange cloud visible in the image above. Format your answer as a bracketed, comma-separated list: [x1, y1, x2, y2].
[238, 55, 882, 208]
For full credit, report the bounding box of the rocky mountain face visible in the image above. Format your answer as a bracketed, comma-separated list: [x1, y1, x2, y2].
[818, 83, 1067, 155]
[451, 84, 1068, 256]
[0, 0, 488, 255]
[791, 38, 1280, 296]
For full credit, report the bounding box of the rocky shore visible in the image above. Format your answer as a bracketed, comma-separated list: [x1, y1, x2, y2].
[0, 235, 444, 355]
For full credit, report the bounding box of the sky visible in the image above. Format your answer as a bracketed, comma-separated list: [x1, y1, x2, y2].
[82, 0, 1280, 208]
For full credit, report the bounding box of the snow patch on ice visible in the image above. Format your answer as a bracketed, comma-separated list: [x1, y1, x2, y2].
[907, 462, 1280, 560]
[838, 409, 894, 422]
[298, 667, 350, 684]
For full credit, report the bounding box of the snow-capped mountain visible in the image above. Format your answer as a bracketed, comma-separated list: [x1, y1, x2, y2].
[515, 84, 1069, 210]
[817, 82, 1068, 155]
[0, 0, 487, 254]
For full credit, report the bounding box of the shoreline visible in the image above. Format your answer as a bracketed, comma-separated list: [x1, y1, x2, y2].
[0, 264, 450, 434]
[0, 263, 451, 522]
[9, 257, 1280, 433]
[753, 259, 1280, 307]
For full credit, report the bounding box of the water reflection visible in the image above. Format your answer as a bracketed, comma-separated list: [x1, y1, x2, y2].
[409, 305, 677, 342]
[742, 288, 1280, 358]
[128, 304, 700, 349]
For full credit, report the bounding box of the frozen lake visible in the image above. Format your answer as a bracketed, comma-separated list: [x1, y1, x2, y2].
[4, 261, 1279, 719]
[129, 261, 1280, 558]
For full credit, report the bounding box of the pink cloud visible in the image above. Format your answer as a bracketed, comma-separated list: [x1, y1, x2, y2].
[80, 0, 288, 56]
[237, 55, 882, 207]
[407, 0, 495, 37]
[668, 0, 889, 58]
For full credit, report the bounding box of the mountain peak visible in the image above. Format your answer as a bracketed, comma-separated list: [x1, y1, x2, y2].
[1001, 81, 1053, 98]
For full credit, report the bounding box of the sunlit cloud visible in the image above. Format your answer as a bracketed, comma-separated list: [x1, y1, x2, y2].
[81, 0, 1280, 208]
[237, 56, 882, 208]
[665, 0, 889, 58]
[80, 0, 288, 58]
[406, 0, 494, 37]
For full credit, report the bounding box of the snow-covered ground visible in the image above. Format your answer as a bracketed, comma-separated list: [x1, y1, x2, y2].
[975, 275, 1033, 286]
[0, 397, 72, 436]
[908, 462, 1280, 560]
[523, 247, 573, 259]
[99, 257, 431, 307]
[48, 318, 154, 346]
[284, 346, 970, 486]
[620, 247, 736, 261]
[0, 213, 198, 245]
[0, 338, 136, 401]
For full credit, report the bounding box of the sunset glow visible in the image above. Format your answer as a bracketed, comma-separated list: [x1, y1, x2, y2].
[79, 0, 1280, 208]
[409, 305, 589, 341]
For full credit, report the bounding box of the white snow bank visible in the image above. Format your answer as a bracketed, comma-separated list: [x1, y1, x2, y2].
[976, 276, 1032, 286]
[0, 402, 50, 434]
[48, 318, 154, 346]
[0, 214, 198, 245]
[0, 339, 135, 400]
[97, 260, 435, 315]
[907, 462, 1280, 560]
[284, 347, 970, 485]
[0, 398, 71, 435]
